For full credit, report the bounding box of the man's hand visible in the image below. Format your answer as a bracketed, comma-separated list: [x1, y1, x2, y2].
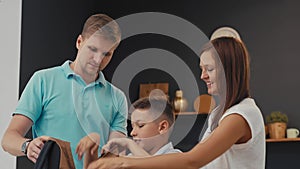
[76, 133, 100, 160]
[26, 136, 50, 163]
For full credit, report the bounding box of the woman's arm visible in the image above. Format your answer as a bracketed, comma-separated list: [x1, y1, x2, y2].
[87, 113, 251, 169]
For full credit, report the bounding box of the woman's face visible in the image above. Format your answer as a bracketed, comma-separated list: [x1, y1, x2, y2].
[200, 50, 218, 95]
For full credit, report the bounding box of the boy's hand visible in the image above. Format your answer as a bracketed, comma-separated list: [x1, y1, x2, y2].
[101, 138, 130, 156]
[76, 133, 100, 160]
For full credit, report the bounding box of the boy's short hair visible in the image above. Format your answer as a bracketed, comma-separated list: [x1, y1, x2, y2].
[81, 14, 121, 44]
[131, 96, 175, 127]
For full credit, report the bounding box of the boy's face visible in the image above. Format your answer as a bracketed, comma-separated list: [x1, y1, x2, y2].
[130, 109, 162, 151]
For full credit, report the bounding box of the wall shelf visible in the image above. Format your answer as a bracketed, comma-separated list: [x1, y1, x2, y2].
[175, 113, 300, 143]
[266, 138, 300, 142]
[175, 112, 208, 115]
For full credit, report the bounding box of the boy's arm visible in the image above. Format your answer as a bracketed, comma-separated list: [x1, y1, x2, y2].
[125, 139, 150, 157]
[102, 138, 150, 157]
[108, 131, 126, 155]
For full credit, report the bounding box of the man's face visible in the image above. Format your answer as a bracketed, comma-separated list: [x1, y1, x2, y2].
[76, 34, 117, 76]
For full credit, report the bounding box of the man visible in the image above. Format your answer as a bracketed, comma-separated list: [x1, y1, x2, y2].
[1, 13, 128, 169]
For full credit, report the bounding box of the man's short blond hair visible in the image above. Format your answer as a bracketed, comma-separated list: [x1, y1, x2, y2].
[81, 14, 121, 44]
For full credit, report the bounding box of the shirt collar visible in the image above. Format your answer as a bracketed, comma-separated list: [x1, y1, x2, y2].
[61, 60, 107, 87]
[153, 142, 174, 156]
[97, 71, 107, 87]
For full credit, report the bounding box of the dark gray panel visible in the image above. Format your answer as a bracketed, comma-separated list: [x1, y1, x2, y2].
[19, 0, 300, 169]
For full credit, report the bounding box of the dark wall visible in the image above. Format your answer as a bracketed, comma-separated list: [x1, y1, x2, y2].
[19, 0, 300, 168]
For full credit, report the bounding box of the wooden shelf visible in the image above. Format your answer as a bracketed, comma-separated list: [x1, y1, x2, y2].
[175, 112, 208, 115]
[266, 138, 300, 142]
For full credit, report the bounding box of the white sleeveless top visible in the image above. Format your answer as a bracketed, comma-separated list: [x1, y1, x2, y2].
[201, 98, 265, 169]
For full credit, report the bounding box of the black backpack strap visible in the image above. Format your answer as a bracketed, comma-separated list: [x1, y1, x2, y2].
[34, 140, 60, 169]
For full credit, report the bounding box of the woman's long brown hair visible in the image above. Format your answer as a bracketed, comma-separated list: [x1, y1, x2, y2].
[200, 37, 251, 116]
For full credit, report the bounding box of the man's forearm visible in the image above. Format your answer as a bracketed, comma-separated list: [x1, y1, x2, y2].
[2, 130, 28, 156]
[109, 131, 126, 140]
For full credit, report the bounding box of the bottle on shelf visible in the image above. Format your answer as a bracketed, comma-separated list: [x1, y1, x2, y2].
[173, 90, 188, 113]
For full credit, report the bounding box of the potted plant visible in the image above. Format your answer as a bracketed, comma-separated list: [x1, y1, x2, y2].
[266, 111, 288, 139]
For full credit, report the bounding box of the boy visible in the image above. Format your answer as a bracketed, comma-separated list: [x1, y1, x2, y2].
[77, 95, 181, 168]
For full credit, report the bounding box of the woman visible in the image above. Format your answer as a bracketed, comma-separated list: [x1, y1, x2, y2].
[87, 37, 266, 169]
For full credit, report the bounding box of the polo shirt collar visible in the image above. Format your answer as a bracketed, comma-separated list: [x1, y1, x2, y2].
[61, 60, 107, 87]
[97, 72, 107, 87]
[153, 142, 174, 155]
